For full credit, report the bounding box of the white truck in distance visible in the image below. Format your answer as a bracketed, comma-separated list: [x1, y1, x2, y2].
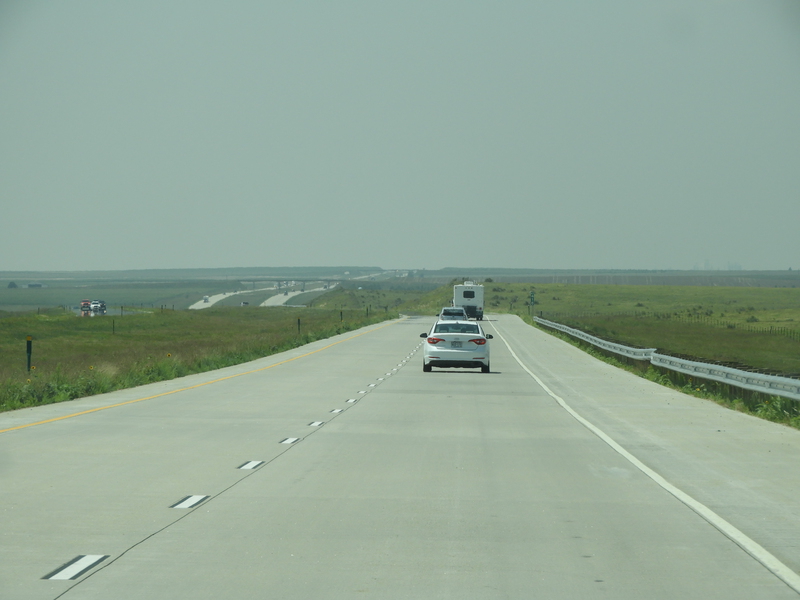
[453, 281, 484, 320]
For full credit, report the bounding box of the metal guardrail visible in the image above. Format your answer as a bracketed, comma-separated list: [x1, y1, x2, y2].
[534, 317, 800, 401]
[535, 317, 657, 361]
[650, 353, 800, 401]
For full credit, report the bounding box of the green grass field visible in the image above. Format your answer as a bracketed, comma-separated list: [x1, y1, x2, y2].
[310, 286, 429, 311]
[550, 315, 800, 374]
[486, 282, 800, 327]
[0, 306, 394, 413]
[491, 283, 800, 374]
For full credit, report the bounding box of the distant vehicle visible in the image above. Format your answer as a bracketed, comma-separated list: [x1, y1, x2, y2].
[284, 291, 288, 296]
[453, 281, 484, 320]
[420, 320, 493, 373]
[439, 307, 469, 321]
[241, 301, 249, 306]
[203, 296, 209, 303]
[84, 300, 107, 315]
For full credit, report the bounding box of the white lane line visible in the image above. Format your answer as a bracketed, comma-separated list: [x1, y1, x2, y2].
[330, 408, 343, 413]
[346, 398, 357, 403]
[238, 461, 264, 470]
[281, 437, 300, 444]
[44, 555, 109, 580]
[358, 390, 367, 394]
[368, 383, 377, 387]
[377, 377, 385, 381]
[171, 495, 209, 509]
[492, 322, 800, 595]
[309, 421, 324, 427]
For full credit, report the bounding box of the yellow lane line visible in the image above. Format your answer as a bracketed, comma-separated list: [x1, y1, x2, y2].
[0, 319, 401, 435]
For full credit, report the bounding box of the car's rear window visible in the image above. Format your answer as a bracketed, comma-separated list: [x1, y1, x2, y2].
[434, 323, 480, 334]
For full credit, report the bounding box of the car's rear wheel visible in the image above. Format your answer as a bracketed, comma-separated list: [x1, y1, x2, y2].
[423, 363, 432, 372]
[481, 364, 490, 373]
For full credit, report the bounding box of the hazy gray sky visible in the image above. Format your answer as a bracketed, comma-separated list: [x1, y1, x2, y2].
[1, 1, 798, 271]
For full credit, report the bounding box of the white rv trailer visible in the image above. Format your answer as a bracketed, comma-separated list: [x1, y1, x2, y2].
[453, 281, 484, 320]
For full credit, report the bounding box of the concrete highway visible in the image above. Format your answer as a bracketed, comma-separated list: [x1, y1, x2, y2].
[188, 287, 277, 310]
[2, 315, 799, 599]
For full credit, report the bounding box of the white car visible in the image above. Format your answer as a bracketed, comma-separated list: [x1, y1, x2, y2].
[420, 320, 493, 373]
[439, 306, 469, 320]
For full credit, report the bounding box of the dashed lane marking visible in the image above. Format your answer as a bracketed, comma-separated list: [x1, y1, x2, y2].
[170, 495, 209, 509]
[43, 555, 109, 581]
[238, 461, 264, 470]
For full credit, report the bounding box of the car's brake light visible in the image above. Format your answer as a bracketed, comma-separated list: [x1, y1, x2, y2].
[427, 337, 445, 344]
[469, 338, 487, 345]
